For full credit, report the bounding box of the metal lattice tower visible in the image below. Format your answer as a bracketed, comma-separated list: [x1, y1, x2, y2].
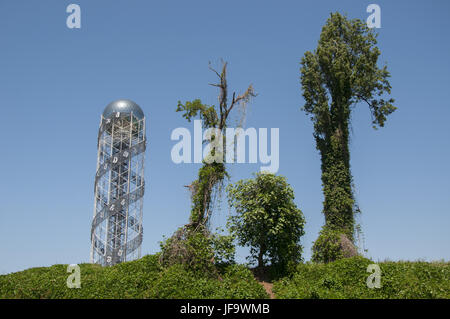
[90, 99, 146, 266]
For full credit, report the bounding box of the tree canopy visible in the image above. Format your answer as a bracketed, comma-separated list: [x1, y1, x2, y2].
[227, 172, 306, 270]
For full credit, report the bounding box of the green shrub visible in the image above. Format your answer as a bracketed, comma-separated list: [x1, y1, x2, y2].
[3, 254, 447, 299]
[227, 172, 306, 273]
[159, 226, 217, 274]
[0, 254, 267, 299]
[273, 256, 450, 299]
[145, 263, 267, 299]
[210, 230, 236, 265]
[218, 264, 268, 299]
[159, 225, 235, 274]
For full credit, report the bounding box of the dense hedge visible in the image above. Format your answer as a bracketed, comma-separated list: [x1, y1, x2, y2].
[273, 256, 450, 299]
[2, 255, 448, 299]
[0, 254, 267, 299]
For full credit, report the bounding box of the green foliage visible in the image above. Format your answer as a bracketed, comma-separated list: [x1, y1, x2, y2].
[176, 98, 226, 228]
[0, 254, 267, 299]
[301, 13, 396, 131]
[0, 255, 161, 299]
[300, 12, 396, 260]
[211, 228, 236, 265]
[176, 99, 218, 128]
[4, 256, 447, 299]
[218, 264, 268, 298]
[273, 257, 450, 299]
[159, 226, 215, 274]
[164, 63, 254, 273]
[147, 263, 267, 299]
[227, 172, 306, 272]
[159, 225, 235, 274]
[176, 62, 255, 230]
[190, 163, 227, 225]
[312, 228, 345, 263]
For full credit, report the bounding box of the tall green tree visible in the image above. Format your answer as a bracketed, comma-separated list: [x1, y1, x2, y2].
[227, 173, 306, 270]
[300, 13, 396, 262]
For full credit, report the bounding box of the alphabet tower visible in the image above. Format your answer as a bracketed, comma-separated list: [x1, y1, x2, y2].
[90, 100, 146, 266]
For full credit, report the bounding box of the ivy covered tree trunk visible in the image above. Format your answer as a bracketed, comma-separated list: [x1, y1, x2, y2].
[320, 113, 354, 240]
[178, 62, 255, 230]
[300, 13, 396, 262]
[189, 162, 226, 229]
[159, 61, 255, 271]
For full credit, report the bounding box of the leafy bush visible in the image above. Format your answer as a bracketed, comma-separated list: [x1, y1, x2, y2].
[227, 172, 306, 272]
[273, 256, 450, 299]
[159, 226, 215, 274]
[210, 229, 236, 265]
[311, 228, 357, 263]
[146, 264, 267, 299]
[0, 254, 267, 299]
[159, 225, 235, 274]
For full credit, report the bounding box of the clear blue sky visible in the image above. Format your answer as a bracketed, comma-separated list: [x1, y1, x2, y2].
[0, 0, 449, 274]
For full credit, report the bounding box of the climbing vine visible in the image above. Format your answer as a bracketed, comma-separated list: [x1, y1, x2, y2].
[160, 61, 255, 270]
[176, 62, 255, 230]
[300, 13, 396, 262]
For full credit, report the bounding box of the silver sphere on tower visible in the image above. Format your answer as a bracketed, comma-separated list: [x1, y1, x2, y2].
[90, 99, 146, 266]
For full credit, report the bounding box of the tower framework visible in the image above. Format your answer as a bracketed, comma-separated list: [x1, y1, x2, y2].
[90, 100, 146, 266]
